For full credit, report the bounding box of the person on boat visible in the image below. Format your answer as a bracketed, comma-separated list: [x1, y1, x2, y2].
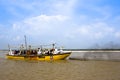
[37, 48, 42, 56]
[53, 48, 59, 54]
[14, 50, 20, 55]
[20, 50, 25, 55]
[31, 50, 37, 55]
[8, 49, 14, 55]
[26, 50, 30, 55]
[59, 47, 63, 53]
[49, 48, 54, 60]
[45, 50, 50, 55]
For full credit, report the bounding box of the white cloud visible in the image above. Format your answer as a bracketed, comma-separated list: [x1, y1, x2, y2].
[11, 14, 69, 38]
[51, 0, 77, 15]
[1, 0, 120, 49]
[12, 23, 20, 30]
[2, 0, 78, 19]
[0, 35, 4, 39]
[24, 15, 69, 23]
[115, 32, 120, 38]
[65, 22, 115, 40]
[13, 36, 21, 41]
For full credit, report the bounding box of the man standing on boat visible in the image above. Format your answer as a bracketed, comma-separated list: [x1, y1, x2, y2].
[49, 48, 54, 60]
[37, 48, 42, 56]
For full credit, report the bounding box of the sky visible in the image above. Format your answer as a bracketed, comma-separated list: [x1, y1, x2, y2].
[0, 0, 120, 49]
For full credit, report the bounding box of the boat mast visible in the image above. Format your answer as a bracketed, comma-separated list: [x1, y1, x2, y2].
[8, 44, 10, 50]
[52, 43, 56, 50]
[24, 35, 27, 50]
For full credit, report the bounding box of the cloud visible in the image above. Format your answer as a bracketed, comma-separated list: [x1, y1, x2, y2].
[9, 15, 120, 48]
[65, 22, 115, 40]
[8, 14, 70, 45]
[51, 0, 77, 15]
[0, 0, 78, 19]
[12, 14, 69, 35]
[115, 32, 120, 38]
[13, 36, 21, 41]
[1, 0, 120, 49]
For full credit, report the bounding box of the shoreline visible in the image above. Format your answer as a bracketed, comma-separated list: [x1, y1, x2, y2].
[69, 50, 120, 61]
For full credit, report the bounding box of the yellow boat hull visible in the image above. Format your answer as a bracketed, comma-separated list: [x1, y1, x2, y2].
[6, 52, 71, 61]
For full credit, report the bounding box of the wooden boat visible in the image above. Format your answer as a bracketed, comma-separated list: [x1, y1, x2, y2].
[6, 36, 71, 61]
[6, 52, 71, 61]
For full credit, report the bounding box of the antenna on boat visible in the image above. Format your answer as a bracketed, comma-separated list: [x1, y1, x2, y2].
[24, 35, 27, 50]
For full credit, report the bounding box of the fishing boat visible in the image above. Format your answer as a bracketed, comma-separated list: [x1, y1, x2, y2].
[6, 36, 71, 61]
[6, 52, 71, 61]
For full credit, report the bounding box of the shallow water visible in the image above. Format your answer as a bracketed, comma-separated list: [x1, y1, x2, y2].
[0, 51, 120, 80]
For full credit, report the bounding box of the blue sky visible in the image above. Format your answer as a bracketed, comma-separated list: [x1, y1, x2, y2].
[0, 0, 120, 49]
